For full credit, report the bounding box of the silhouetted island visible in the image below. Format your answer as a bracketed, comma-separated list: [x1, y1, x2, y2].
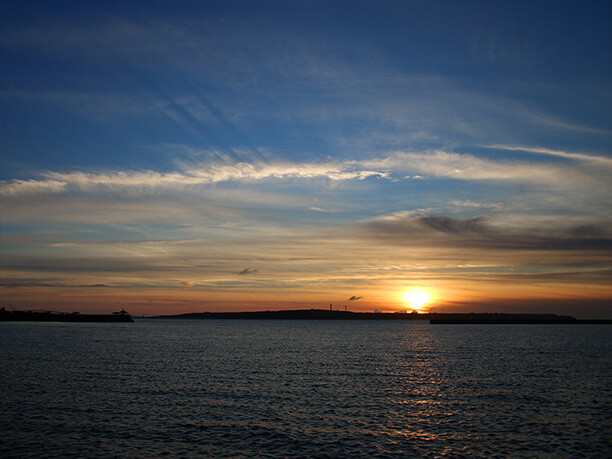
[153, 309, 611, 324]
[0, 308, 134, 323]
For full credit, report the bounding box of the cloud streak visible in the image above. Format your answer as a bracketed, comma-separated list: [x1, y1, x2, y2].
[0, 280, 112, 288]
[364, 214, 612, 252]
[4, 146, 611, 198]
[0, 160, 389, 197]
[360, 150, 579, 184]
[484, 145, 612, 166]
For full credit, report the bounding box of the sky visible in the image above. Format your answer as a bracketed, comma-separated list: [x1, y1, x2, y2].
[1, 0, 611, 317]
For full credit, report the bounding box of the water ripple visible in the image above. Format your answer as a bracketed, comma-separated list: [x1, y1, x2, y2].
[1, 321, 610, 457]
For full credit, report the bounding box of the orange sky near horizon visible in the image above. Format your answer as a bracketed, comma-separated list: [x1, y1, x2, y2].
[2, 275, 611, 318]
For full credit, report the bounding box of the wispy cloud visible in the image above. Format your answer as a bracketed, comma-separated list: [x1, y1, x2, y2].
[483, 145, 612, 166]
[0, 179, 68, 197]
[360, 150, 574, 183]
[0, 280, 112, 288]
[5, 145, 609, 198]
[0, 160, 389, 197]
[6, 15, 607, 156]
[451, 200, 508, 211]
[310, 207, 343, 213]
[519, 110, 612, 136]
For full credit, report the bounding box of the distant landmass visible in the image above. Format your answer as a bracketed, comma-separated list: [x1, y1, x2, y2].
[153, 309, 611, 324]
[0, 308, 134, 323]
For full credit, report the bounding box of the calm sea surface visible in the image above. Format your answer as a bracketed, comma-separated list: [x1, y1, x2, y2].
[1, 319, 610, 458]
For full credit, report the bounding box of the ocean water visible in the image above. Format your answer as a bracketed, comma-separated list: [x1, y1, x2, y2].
[1, 320, 610, 458]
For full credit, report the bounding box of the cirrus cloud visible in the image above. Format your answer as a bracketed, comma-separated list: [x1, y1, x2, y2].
[2, 147, 608, 197]
[0, 159, 389, 197]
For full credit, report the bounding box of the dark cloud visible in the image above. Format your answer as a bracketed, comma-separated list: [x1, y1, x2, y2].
[364, 214, 612, 251]
[418, 216, 488, 234]
[0, 280, 111, 288]
[348, 296, 362, 301]
[237, 268, 258, 275]
[422, 268, 612, 284]
[366, 215, 488, 237]
[2, 256, 229, 274]
[503, 268, 612, 281]
[567, 224, 610, 238]
[1, 256, 177, 273]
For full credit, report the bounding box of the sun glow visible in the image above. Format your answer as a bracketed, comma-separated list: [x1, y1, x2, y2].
[402, 290, 431, 311]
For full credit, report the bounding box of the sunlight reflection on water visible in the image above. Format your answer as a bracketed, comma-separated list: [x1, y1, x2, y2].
[1, 320, 610, 457]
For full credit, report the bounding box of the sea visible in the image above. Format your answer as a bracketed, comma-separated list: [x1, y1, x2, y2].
[1, 319, 610, 458]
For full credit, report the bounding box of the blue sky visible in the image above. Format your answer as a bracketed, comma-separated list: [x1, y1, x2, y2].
[1, 1, 611, 316]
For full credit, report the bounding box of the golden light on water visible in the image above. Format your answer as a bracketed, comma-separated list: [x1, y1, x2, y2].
[402, 290, 431, 311]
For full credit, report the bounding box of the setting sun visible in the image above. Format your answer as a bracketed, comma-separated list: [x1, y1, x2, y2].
[402, 291, 431, 311]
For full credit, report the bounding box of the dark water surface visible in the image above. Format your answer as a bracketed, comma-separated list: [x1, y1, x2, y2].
[1, 319, 610, 457]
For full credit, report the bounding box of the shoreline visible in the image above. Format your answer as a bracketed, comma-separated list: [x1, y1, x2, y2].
[151, 309, 612, 324]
